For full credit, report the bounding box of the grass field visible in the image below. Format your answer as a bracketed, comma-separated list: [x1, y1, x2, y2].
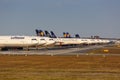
[0, 46, 120, 80]
[87, 46, 120, 54]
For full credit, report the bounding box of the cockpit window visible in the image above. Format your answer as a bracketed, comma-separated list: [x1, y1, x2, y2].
[40, 39, 45, 40]
[32, 39, 37, 40]
[49, 39, 53, 41]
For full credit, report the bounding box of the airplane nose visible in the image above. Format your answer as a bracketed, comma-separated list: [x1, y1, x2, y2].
[38, 39, 46, 45]
[31, 40, 38, 44]
[50, 41, 56, 44]
[31, 38, 46, 46]
[45, 40, 55, 46]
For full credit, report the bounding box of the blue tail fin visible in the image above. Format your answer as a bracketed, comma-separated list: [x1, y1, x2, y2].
[63, 32, 71, 38]
[63, 32, 67, 38]
[75, 34, 80, 38]
[44, 30, 51, 37]
[50, 31, 57, 38]
[66, 32, 71, 38]
[39, 30, 45, 36]
[35, 29, 39, 36]
[35, 29, 45, 36]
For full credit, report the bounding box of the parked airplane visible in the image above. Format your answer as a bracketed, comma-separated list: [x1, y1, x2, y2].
[0, 35, 56, 50]
[44, 31, 84, 45]
[46, 30, 111, 45]
[35, 29, 55, 46]
[0, 36, 38, 50]
[0, 29, 110, 51]
[35, 29, 111, 47]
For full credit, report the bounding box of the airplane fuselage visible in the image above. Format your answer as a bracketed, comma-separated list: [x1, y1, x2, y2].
[0, 36, 38, 48]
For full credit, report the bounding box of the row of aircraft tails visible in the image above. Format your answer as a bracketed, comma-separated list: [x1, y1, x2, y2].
[0, 29, 114, 50]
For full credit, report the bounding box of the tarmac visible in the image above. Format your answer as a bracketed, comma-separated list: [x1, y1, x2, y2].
[0, 44, 118, 56]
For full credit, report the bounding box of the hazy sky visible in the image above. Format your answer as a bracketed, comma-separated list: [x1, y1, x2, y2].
[0, 0, 120, 38]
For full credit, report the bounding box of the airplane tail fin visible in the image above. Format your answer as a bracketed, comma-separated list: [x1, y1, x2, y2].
[39, 30, 45, 36]
[50, 31, 57, 38]
[75, 34, 80, 38]
[66, 32, 71, 38]
[44, 30, 51, 37]
[63, 32, 67, 38]
[35, 29, 45, 36]
[35, 29, 39, 36]
[63, 32, 71, 38]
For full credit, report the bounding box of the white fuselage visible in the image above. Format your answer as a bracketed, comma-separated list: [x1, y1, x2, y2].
[42, 37, 55, 46]
[53, 38, 83, 45]
[0, 36, 56, 48]
[0, 36, 38, 48]
[0, 35, 110, 49]
[33, 36, 55, 46]
[53, 37, 110, 46]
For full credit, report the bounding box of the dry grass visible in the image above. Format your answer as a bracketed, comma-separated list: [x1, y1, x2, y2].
[0, 46, 120, 80]
[87, 46, 120, 54]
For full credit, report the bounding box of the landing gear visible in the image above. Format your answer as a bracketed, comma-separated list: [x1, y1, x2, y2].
[0, 47, 24, 51]
[1, 48, 8, 51]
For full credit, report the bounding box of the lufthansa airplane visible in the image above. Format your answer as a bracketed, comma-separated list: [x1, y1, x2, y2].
[36, 30, 85, 46]
[35, 29, 56, 46]
[35, 30, 110, 46]
[0, 36, 38, 50]
[0, 35, 55, 50]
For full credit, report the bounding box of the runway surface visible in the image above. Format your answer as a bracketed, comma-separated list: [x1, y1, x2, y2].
[0, 44, 119, 56]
